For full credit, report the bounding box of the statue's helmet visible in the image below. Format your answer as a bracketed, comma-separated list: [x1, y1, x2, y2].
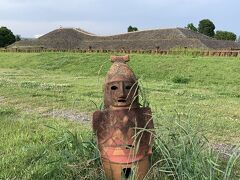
[104, 55, 139, 109]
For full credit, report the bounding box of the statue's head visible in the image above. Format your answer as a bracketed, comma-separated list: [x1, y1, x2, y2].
[104, 55, 139, 109]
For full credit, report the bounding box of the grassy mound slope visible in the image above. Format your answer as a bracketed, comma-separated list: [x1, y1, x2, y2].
[0, 52, 240, 179]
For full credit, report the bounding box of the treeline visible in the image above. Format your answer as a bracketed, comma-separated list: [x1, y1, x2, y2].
[128, 20, 239, 42]
[0, 26, 21, 47]
[186, 19, 237, 41]
[127, 26, 138, 32]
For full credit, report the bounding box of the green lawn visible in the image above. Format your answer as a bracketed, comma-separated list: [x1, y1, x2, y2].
[0, 52, 240, 179]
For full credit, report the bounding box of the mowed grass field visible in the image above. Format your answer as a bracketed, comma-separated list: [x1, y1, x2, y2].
[0, 52, 240, 179]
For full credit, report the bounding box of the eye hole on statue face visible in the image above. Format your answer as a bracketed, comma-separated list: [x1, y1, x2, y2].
[125, 85, 132, 90]
[111, 86, 118, 90]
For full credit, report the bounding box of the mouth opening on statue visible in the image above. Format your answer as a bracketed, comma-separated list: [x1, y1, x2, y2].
[118, 99, 126, 103]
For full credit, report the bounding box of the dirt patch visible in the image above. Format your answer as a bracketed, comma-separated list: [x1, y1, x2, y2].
[212, 143, 240, 159]
[0, 96, 5, 103]
[43, 110, 90, 123]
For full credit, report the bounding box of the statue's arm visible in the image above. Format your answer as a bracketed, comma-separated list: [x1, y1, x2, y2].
[142, 107, 154, 129]
[92, 110, 103, 133]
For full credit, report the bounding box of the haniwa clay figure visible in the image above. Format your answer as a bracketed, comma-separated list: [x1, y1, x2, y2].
[93, 55, 154, 180]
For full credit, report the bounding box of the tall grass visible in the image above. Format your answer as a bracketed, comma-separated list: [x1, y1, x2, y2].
[41, 112, 239, 180]
[147, 112, 240, 179]
[38, 126, 104, 179]
[140, 85, 239, 179]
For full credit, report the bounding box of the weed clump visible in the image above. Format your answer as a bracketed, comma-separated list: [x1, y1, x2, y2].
[0, 106, 17, 117]
[172, 75, 190, 84]
[39, 127, 104, 179]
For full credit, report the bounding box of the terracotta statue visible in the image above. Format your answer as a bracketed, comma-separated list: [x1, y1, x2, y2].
[93, 55, 154, 180]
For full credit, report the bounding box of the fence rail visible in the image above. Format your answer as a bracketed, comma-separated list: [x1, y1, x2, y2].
[0, 48, 240, 57]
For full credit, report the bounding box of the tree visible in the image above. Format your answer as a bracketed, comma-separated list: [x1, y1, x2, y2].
[133, 27, 138, 31]
[128, 26, 138, 32]
[214, 31, 237, 41]
[198, 19, 215, 37]
[0, 26, 16, 47]
[15, 34, 21, 41]
[186, 23, 197, 32]
[128, 26, 133, 32]
[237, 36, 240, 43]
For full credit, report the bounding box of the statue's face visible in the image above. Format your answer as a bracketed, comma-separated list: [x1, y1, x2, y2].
[105, 81, 138, 108]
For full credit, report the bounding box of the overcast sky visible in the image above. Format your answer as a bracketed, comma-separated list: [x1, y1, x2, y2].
[0, 0, 239, 38]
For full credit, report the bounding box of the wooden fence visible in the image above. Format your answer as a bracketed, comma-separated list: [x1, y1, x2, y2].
[0, 48, 240, 57]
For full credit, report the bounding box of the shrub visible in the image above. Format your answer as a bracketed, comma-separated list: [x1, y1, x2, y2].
[215, 31, 237, 41]
[172, 75, 190, 84]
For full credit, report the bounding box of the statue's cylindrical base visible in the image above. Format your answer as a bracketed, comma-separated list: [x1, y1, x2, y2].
[102, 157, 149, 180]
